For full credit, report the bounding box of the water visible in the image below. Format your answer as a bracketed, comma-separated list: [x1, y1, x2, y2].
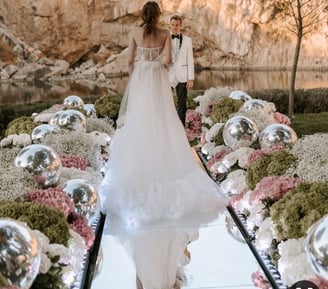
[1, 70, 328, 104]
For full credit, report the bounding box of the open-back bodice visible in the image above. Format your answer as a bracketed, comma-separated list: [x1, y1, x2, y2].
[136, 46, 163, 62]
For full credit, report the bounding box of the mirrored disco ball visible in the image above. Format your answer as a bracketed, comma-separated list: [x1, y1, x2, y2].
[15, 144, 62, 188]
[305, 214, 328, 281]
[63, 95, 84, 107]
[48, 110, 64, 127]
[259, 123, 298, 149]
[222, 115, 259, 149]
[31, 124, 58, 141]
[57, 109, 87, 131]
[83, 104, 97, 118]
[0, 218, 41, 288]
[229, 90, 252, 102]
[243, 99, 270, 113]
[225, 214, 245, 243]
[62, 179, 100, 225]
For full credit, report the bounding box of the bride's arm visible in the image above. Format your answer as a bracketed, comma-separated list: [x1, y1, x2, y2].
[128, 30, 137, 74]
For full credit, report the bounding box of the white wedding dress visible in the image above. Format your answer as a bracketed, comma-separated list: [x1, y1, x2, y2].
[99, 46, 228, 289]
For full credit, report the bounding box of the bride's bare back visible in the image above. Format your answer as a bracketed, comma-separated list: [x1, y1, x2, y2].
[128, 27, 172, 73]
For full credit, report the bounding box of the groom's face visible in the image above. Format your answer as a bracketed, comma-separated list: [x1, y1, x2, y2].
[170, 19, 182, 35]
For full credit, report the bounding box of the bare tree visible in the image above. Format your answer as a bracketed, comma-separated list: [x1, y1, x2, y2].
[274, 0, 326, 116]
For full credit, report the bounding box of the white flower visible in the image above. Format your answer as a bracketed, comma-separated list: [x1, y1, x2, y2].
[277, 238, 316, 286]
[256, 217, 274, 251]
[222, 147, 254, 169]
[33, 112, 53, 123]
[247, 201, 266, 230]
[234, 190, 252, 213]
[58, 167, 103, 188]
[12, 133, 32, 147]
[0, 135, 14, 147]
[205, 123, 224, 143]
[221, 169, 247, 196]
[201, 142, 215, 157]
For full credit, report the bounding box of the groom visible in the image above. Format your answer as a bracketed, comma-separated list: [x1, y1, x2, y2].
[168, 15, 195, 126]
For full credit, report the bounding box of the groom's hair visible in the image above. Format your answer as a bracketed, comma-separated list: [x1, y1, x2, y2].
[170, 14, 182, 24]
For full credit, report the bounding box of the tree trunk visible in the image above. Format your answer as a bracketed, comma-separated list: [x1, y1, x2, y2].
[288, 0, 303, 117]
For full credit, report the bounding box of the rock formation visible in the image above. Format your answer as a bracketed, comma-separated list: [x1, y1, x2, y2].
[0, 0, 327, 83]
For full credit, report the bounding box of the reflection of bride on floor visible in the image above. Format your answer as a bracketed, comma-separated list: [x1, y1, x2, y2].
[99, 1, 228, 288]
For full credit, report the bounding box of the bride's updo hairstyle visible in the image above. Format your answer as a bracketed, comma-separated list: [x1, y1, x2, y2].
[140, 1, 161, 38]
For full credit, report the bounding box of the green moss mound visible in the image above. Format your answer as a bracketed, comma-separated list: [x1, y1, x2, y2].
[246, 150, 297, 190]
[209, 97, 243, 124]
[0, 201, 70, 246]
[270, 182, 328, 241]
[94, 94, 122, 119]
[5, 116, 39, 136]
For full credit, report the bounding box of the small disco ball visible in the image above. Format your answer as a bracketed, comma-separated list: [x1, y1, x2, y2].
[57, 109, 87, 131]
[0, 218, 41, 288]
[62, 179, 100, 225]
[15, 144, 62, 188]
[243, 99, 271, 113]
[222, 115, 259, 150]
[63, 95, 84, 107]
[31, 124, 58, 141]
[83, 104, 97, 118]
[48, 110, 64, 127]
[229, 90, 252, 102]
[259, 123, 298, 149]
[305, 214, 328, 281]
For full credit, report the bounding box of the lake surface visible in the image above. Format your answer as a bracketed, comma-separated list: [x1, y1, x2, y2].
[1, 70, 328, 104]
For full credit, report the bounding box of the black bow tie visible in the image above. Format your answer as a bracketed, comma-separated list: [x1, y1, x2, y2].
[172, 34, 180, 39]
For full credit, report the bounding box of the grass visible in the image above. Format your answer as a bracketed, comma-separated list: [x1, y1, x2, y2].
[291, 112, 328, 137]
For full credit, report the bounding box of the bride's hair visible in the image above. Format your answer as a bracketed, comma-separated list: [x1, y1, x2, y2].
[140, 1, 161, 38]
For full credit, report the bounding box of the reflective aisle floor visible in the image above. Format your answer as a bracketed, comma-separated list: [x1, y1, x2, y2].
[91, 215, 258, 289]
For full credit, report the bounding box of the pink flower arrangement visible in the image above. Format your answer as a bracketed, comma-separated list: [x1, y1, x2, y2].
[251, 271, 271, 289]
[230, 190, 247, 209]
[205, 100, 221, 115]
[185, 109, 202, 141]
[60, 154, 88, 170]
[25, 187, 75, 218]
[69, 212, 95, 250]
[206, 148, 230, 172]
[249, 176, 302, 205]
[274, 112, 291, 125]
[245, 144, 285, 168]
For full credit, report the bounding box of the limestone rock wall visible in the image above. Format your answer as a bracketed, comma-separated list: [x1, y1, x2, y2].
[0, 0, 327, 77]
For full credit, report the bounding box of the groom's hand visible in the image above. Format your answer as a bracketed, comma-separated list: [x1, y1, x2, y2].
[186, 80, 194, 90]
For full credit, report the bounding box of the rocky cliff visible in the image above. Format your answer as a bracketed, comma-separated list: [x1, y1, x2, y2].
[0, 0, 327, 82]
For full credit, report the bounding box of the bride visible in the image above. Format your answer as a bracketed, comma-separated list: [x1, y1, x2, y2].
[99, 1, 228, 288]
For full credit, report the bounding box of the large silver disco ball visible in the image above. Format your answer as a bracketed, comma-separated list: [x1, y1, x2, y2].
[0, 218, 41, 288]
[57, 109, 87, 131]
[15, 144, 62, 188]
[222, 116, 259, 149]
[83, 104, 97, 118]
[63, 95, 84, 107]
[48, 110, 64, 127]
[259, 123, 298, 149]
[31, 124, 58, 141]
[62, 179, 100, 225]
[229, 90, 252, 102]
[305, 214, 328, 281]
[243, 99, 270, 113]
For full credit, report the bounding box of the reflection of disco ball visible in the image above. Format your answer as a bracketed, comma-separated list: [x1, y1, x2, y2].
[15, 144, 62, 188]
[63, 95, 84, 107]
[0, 218, 41, 288]
[259, 123, 298, 149]
[31, 124, 58, 140]
[229, 90, 252, 102]
[57, 109, 87, 131]
[62, 179, 100, 225]
[222, 116, 259, 149]
[225, 214, 245, 243]
[93, 246, 104, 280]
[49, 110, 64, 127]
[305, 214, 328, 281]
[243, 99, 267, 112]
[83, 104, 97, 117]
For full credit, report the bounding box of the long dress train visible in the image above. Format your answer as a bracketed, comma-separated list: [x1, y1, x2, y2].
[99, 46, 228, 289]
